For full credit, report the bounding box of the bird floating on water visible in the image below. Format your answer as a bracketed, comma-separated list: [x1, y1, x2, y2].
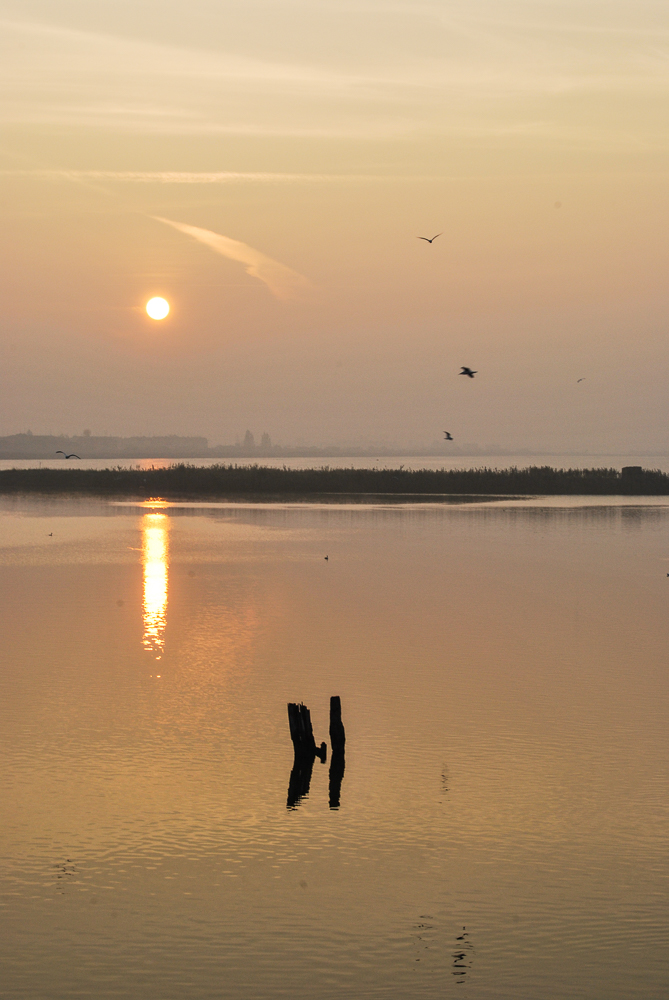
[459, 367, 477, 378]
[417, 233, 442, 243]
[444, 432, 453, 440]
[55, 451, 81, 459]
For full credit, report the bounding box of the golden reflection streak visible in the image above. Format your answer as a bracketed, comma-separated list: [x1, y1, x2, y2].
[142, 512, 169, 658]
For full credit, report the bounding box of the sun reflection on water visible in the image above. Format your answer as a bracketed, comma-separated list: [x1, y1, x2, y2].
[142, 512, 169, 658]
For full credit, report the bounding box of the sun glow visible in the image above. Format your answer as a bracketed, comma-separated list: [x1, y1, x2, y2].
[146, 296, 170, 320]
[142, 512, 169, 658]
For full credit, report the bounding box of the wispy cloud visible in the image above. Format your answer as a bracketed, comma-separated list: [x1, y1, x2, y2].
[0, 170, 393, 183]
[1, 10, 668, 140]
[152, 216, 309, 301]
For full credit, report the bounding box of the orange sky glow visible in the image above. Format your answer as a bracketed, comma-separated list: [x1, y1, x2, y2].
[1, 0, 668, 452]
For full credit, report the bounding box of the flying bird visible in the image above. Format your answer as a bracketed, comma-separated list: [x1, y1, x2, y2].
[459, 367, 477, 378]
[577, 378, 586, 383]
[444, 432, 453, 440]
[324, 555, 329, 561]
[55, 451, 81, 459]
[417, 233, 442, 243]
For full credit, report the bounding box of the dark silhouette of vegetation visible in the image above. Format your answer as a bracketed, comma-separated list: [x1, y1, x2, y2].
[0, 464, 667, 498]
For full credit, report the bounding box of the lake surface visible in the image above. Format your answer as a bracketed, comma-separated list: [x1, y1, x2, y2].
[1, 496, 668, 999]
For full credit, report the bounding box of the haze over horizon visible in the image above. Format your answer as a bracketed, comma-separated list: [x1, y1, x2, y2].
[1, 0, 668, 453]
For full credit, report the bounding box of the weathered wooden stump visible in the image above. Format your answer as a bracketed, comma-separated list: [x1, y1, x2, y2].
[328, 696, 346, 809]
[287, 698, 344, 809]
[329, 696, 346, 753]
[287, 702, 317, 758]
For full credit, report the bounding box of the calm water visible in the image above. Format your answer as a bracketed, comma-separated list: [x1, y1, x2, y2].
[1, 496, 668, 999]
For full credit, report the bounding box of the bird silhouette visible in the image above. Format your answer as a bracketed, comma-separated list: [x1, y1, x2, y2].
[324, 555, 329, 561]
[55, 451, 81, 459]
[417, 233, 442, 243]
[444, 431, 453, 440]
[459, 367, 477, 378]
[577, 378, 586, 383]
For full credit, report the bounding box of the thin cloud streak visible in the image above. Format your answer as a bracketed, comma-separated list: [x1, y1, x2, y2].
[2, 13, 669, 141]
[0, 170, 397, 183]
[153, 216, 310, 301]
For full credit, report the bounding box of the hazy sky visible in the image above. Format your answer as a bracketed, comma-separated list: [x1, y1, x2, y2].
[1, 0, 668, 450]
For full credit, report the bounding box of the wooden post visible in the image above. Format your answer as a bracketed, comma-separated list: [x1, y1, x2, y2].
[329, 696, 346, 809]
[329, 696, 346, 752]
[287, 702, 317, 758]
[287, 703, 326, 809]
[286, 700, 339, 809]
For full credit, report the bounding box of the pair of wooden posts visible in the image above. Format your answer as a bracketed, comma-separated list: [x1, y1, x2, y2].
[287, 697, 346, 809]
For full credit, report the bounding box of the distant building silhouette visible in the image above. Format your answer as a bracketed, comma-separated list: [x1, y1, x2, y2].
[0, 433, 209, 460]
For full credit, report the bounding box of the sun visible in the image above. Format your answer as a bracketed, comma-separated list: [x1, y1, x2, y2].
[146, 297, 170, 320]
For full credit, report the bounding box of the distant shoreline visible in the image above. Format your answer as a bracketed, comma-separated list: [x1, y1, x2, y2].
[0, 464, 667, 498]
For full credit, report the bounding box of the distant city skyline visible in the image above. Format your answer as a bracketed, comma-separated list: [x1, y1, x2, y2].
[3, 429, 669, 461]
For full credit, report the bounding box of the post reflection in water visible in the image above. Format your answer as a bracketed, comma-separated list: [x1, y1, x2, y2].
[287, 755, 316, 810]
[328, 751, 345, 810]
[142, 512, 169, 659]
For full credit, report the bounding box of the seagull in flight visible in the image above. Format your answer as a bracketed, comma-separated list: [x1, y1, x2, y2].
[444, 432, 453, 440]
[55, 451, 81, 459]
[459, 367, 477, 378]
[417, 233, 442, 243]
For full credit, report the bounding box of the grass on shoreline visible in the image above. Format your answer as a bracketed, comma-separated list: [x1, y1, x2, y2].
[0, 464, 667, 499]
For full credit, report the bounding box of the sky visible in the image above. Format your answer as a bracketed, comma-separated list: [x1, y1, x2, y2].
[1, 0, 668, 452]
